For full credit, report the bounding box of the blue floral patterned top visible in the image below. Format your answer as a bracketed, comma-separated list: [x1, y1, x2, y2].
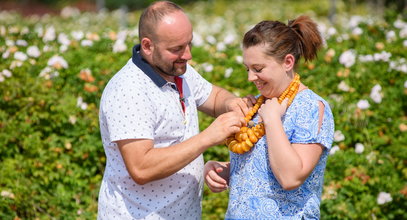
[225, 89, 334, 220]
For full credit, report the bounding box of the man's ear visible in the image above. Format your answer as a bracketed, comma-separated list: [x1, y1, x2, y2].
[141, 38, 153, 56]
[283, 54, 295, 71]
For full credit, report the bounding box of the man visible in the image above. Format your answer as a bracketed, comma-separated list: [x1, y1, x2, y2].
[97, 1, 253, 219]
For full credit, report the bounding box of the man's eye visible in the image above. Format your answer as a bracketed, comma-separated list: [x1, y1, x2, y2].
[170, 47, 182, 53]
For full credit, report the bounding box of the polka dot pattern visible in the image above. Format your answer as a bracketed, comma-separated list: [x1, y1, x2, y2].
[98, 59, 212, 219]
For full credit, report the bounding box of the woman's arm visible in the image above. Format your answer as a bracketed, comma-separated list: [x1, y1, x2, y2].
[259, 98, 325, 190]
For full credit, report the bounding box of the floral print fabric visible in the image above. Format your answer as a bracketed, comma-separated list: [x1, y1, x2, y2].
[225, 89, 334, 220]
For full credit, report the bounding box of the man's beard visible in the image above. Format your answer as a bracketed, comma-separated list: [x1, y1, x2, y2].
[152, 50, 187, 77]
[155, 61, 187, 77]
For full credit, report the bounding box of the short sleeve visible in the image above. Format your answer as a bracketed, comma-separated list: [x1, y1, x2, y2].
[290, 98, 334, 150]
[184, 64, 212, 107]
[101, 76, 155, 142]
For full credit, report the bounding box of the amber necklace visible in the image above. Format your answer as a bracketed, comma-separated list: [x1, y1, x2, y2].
[226, 74, 301, 154]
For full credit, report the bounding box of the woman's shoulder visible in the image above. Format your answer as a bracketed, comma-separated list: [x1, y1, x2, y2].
[293, 89, 331, 110]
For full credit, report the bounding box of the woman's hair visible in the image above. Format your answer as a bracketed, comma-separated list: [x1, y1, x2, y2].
[138, 1, 184, 41]
[242, 16, 322, 64]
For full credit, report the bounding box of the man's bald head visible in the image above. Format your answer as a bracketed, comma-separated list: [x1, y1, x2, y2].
[138, 1, 185, 41]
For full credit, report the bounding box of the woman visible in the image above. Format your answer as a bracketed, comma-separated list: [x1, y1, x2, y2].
[204, 16, 335, 219]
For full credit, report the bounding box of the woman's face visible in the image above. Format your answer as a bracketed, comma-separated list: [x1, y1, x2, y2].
[243, 45, 292, 98]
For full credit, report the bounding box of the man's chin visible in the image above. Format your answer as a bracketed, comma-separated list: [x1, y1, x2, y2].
[174, 67, 187, 75]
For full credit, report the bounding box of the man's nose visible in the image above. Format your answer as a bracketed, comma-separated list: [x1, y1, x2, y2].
[181, 44, 192, 60]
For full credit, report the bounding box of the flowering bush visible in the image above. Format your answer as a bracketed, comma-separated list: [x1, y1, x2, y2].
[0, 0, 406, 219]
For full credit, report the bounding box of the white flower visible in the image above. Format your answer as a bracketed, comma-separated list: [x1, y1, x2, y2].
[43, 45, 53, 52]
[338, 81, 350, 92]
[27, 45, 41, 58]
[359, 54, 374, 62]
[349, 15, 363, 28]
[334, 130, 345, 142]
[339, 50, 356, 68]
[81, 39, 93, 47]
[394, 19, 407, 29]
[116, 30, 127, 42]
[327, 27, 337, 37]
[43, 26, 56, 42]
[76, 97, 88, 110]
[0, 75, 4, 82]
[206, 35, 216, 44]
[223, 33, 236, 45]
[386, 30, 396, 42]
[59, 45, 68, 53]
[14, 51, 28, 61]
[16, 39, 28, 46]
[374, 51, 391, 62]
[47, 55, 68, 69]
[58, 33, 71, 46]
[71, 31, 84, 41]
[329, 94, 343, 103]
[377, 192, 392, 205]
[341, 34, 349, 41]
[201, 63, 213, 72]
[1, 190, 15, 199]
[9, 60, 23, 69]
[2, 50, 10, 59]
[404, 80, 407, 88]
[39, 66, 52, 79]
[357, 99, 370, 109]
[224, 68, 233, 78]
[400, 27, 407, 38]
[192, 32, 204, 47]
[216, 42, 226, 51]
[352, 27, 363, 36]
[112, 40, 127, 53]
[330, 145, 340, 155]
[404, 40, 407, 48]
[2, 69, 12, 77]
[355, 143, 364, 154]
[6, 39, 14, 46]
[69, 115, 77, 124]
[235, 55, 243, 63]
[366, 152, 376, 163]
[370, 84, 382, 103]
[35, 26, 43, 37]
[389, 58, 407, 73]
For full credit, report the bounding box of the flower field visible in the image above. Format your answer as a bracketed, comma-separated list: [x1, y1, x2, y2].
[0, 0, 406, 219]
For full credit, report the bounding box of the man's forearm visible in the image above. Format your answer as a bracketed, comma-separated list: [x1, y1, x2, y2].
[212, 86, 237, 117]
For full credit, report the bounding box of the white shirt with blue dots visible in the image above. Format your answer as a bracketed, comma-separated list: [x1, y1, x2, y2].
[98, 59, 212, 220]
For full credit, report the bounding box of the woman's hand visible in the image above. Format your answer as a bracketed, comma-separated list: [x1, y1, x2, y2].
[204, 161, 230, 193]
[258, 98, 288, 123]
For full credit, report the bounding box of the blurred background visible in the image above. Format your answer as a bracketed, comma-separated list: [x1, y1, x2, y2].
[0, 0, 406, 220]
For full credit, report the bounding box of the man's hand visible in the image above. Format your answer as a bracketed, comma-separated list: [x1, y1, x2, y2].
[225, 95, 257, 117]
[201, 111, 245, 146]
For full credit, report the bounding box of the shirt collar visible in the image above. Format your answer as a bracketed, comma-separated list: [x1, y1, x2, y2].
[132, 44, 167, 87]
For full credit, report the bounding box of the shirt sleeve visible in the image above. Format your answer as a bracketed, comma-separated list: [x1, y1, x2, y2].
[291, 99, 334, 150]
[101, 74, 155, 142]
[184, 64, 212, 107]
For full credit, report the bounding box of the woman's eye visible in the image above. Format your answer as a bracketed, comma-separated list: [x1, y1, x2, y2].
[254, 68, 262, 73]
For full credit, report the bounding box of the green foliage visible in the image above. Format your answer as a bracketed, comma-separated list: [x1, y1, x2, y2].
[0, 0, 406, 219]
